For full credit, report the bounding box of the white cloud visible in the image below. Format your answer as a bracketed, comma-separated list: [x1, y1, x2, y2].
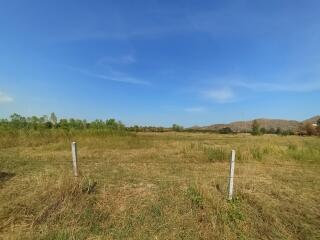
[184, 107, 206, 113]
[203, 88, 234, 103]
[0, 92, 13, 103]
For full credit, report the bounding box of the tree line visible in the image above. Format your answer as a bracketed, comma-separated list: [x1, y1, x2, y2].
[251, 119, 320, 136]
[1, 113, 319, 135]
[0, 113, 125, 131]
[0, 113, 184, 132]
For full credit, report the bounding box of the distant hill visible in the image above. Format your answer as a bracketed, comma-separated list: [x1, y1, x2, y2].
[192, 115, 320, 132]
[302, 115, 320, 123]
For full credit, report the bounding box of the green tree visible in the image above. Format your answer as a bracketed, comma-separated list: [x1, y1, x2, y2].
[27, 116, 40, 129]
[44, 121, 53, 129]
[317, 118, 320, 135]
[10, 113, 26, 129]
[132, 125, 140, 132]
[172, 124, 184, 132]
[91, 119, 105, 129]
[219, 127, 233, 134]
[276, 127, 282, 135]
[304, 122, 316, 136]
[106, 119, 118, 129]
[0, 119, 9, 129]
[268, 128, 276, 134]
[59, 119, 70, 130]
[50, 112, 57, 126]
[251, 120, 260, 135]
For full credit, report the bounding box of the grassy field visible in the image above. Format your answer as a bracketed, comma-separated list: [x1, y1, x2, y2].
[0, 131, 319, 239]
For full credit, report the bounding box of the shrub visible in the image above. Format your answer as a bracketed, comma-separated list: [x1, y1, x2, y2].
[186, 185, 204, 209]
[219, 127, 233, 134]
[304, 123, 316, 136]
[251, 120, 260, 136]
[172, 124, 184, 132]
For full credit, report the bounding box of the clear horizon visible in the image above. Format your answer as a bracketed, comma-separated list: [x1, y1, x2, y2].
[1, 0, 320, 127]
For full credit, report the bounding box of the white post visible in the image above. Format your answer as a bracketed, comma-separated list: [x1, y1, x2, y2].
[71, 142, 78, 177]
[228, 150, 236, 200]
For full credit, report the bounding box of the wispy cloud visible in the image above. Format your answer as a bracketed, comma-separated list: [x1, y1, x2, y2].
[221, 65, 320, 93]
[0, 91, 13, 103]
[203, 88, 234, 103]
[85, 71, 150, 85]
[71, 67, 151, 85]
[184, 107, 206, 113]
[233, 80, 320, 93]
[199, 68, 320, 104]
[97, 54, 136, 65]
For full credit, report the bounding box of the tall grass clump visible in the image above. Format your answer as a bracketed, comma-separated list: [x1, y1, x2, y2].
[186, 185, 204, 209]
[206, 147, 228, 162]
[251, 147, 263, 161]
[287, 143, 320, 163]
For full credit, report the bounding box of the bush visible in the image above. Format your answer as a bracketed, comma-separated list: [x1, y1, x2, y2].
[172, 124, 184, 132]
[251, 120, 260, 136]
[219, 127, 233, 134]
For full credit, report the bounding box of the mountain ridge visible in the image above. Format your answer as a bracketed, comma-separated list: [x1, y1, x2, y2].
[191, 115, 320, 132]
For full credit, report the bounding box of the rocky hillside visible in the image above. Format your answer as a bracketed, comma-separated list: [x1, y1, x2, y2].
[194, 116, 319, 132]
[302, 115, 320, 123]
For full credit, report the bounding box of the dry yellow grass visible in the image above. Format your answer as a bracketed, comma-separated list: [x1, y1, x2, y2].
[0, 131, 319, 239]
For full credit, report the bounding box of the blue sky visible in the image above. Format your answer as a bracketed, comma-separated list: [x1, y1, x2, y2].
[0, 0, 319, 126]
